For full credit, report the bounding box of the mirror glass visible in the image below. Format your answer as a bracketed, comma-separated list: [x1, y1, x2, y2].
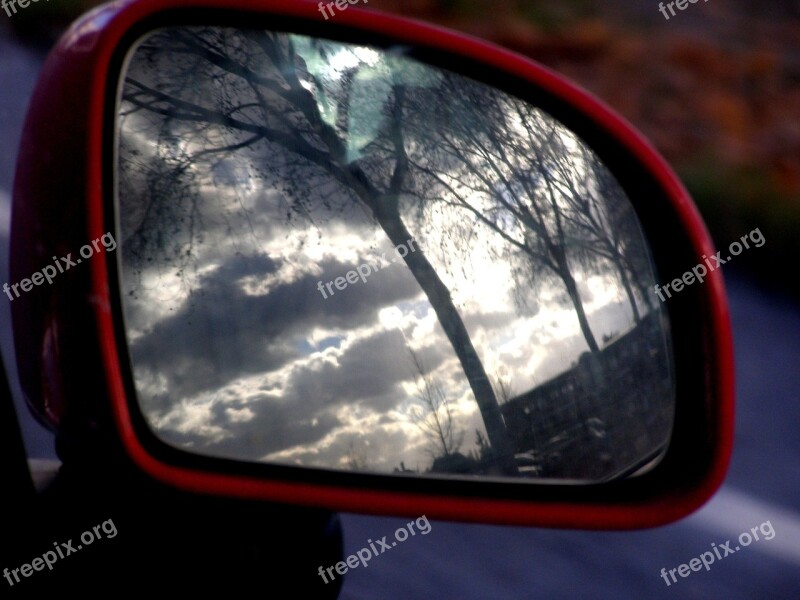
[115, 26, 674, 482]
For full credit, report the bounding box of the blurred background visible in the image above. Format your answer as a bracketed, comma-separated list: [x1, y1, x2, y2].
[8, 0, 800, 300]
[2, 1, 799, 598]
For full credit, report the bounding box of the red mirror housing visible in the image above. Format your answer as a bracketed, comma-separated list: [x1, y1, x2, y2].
[11, 0, 734, 528]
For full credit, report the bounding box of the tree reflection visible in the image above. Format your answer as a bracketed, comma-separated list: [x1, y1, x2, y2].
[407, 345, 464, 461]
[117, 26, 673, 481]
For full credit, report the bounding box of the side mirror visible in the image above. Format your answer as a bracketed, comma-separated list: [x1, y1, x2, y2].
[11, 0, 733, 528]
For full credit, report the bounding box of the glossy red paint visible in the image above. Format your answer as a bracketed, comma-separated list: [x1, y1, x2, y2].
[12, 0, 734, 528]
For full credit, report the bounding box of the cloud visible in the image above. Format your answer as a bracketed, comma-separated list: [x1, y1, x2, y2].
[129, 248, 423, 401]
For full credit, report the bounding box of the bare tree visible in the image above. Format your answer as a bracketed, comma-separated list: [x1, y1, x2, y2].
[492, 375, 516, 406]
[407, 347, 464, 460]
[345, 440, 369, 471]
[553, 141, 654, 322]
[118, 27, 517, 471]
[404, 78, 602, 352]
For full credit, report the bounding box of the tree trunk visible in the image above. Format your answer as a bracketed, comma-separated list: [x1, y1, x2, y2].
[370, 195, 518, 475]
[615, 259, 641, 323]
[555, 249, 599, 353]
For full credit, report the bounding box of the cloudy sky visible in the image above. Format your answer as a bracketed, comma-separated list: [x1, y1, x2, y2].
[114, 28, 666, 479]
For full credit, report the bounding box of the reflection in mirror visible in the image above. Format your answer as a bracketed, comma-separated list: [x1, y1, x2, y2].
[116, 26, 674, 482]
